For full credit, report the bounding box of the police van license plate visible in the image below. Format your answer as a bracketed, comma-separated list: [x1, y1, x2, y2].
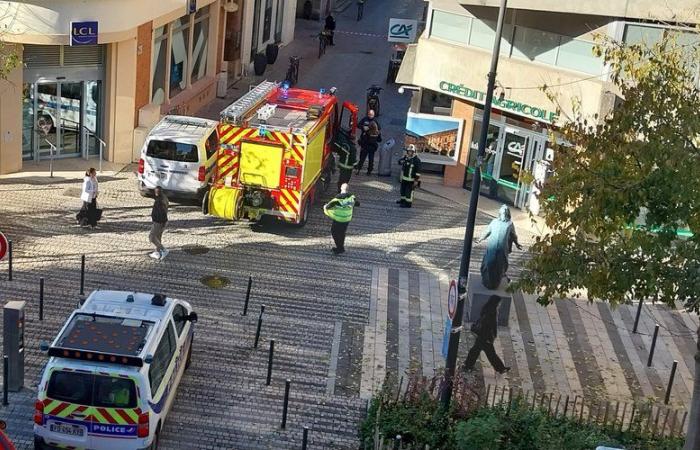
[50, 422, 85, 436]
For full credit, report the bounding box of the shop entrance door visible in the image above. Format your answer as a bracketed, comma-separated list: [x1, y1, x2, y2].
[32, 81, 101, 160]
[495, 127, 530, 207]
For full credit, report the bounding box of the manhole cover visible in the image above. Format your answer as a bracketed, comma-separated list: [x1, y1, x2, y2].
[359, 50, 374, 55]
[200, 275, 230, 289]
[183, 244, 210, 255]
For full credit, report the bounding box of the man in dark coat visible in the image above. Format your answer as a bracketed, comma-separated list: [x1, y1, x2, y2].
[324, 14, 336, 45]
[462, 295, 510, 374]
[356, 110, 381, 175]
[149, 187, 170, 260]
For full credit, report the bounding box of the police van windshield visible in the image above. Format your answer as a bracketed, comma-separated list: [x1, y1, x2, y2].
[146, 139, 198, 163]
[47, 371, 137, 408]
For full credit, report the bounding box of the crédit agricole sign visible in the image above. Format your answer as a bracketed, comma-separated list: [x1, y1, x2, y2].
[439, 81, 559, 124]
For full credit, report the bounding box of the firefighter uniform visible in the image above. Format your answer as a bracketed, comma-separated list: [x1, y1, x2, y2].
[334, 140, 357, 192]
[398, 149, 421, 207]
[324, 188, 360, 254]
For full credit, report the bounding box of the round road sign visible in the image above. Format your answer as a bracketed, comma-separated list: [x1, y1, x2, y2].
[0, 232, 7, 261]
[447, 279, 457, 320]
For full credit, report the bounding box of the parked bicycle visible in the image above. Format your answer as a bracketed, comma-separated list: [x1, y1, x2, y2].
[318, 30, 332, 59]
[285, 56, 301, 86]
[366, 85, 383, 116]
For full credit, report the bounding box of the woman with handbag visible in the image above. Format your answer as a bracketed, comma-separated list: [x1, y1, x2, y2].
[77, 168, 100, 229]
[462, 295, 510, 374]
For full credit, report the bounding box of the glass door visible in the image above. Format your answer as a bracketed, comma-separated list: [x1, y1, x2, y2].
[496, 127, 529, 206]
[464, 119, 503, 195]
[22, 84, 35, 160]
[85, 81, 103, 156]
[36, 83, 60, 159]
[59, 81, 83, 157]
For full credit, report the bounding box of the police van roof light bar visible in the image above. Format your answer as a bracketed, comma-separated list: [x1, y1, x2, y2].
[47, 347, 144, 367]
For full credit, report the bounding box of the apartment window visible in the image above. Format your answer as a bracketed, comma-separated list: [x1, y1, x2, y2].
[430, 10, 471, 45]
[191, 6, 210, 82]
[512, 26, 559, 65]
[556, 39, 603, 75]
[623, 24, 664, 46]
[469, 19, 511, 54]
[152, 25, 168, 105]
[170, 15, 190, 98]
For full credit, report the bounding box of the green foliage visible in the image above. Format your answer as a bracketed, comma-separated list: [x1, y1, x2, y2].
[361, 396, 684, 450]
[514, 36, 700, 311]
[0, 41, 19, 80]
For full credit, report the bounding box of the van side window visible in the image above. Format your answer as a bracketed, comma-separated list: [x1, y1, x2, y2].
[172, 304, 187, 337]
[148, 323, 177, 395]
[205, 131, 218, 159]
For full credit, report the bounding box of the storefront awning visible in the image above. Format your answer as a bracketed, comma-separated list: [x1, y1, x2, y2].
[396, 44, 417, 86]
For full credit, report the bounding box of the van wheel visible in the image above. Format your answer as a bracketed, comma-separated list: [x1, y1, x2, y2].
[149, 427, 160, 450]
[185, 337, 193, 370]
[201, 191, 209, 215]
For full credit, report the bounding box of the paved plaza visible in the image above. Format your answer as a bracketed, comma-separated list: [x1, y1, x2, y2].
[1, 0, 697, 448]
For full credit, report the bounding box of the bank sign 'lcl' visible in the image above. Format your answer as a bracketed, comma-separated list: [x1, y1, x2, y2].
[70, 21, 98, 46]
[388, 18, 417, 43]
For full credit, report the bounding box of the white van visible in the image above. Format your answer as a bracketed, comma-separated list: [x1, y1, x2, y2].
[137, 116, 219, 200]
[33, 290, 197, 450]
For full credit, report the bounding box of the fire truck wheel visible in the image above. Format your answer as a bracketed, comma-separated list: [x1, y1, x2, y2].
[293, 199, 310, 227]
[201, 191, 209, 215]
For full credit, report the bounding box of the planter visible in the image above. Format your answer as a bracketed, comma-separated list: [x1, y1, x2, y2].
[253, 53, 267, 76]
[266, 44, 279, 65]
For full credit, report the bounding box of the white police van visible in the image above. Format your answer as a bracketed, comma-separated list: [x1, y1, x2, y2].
[137, 115, 219, 200]
[33, 290, 197, 450]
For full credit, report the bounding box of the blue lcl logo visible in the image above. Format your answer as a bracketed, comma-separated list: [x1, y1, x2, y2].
[70, 21, 98, 46]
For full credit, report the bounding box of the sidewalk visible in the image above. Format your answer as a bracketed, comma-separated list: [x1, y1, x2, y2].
[0, 158, 131, 184]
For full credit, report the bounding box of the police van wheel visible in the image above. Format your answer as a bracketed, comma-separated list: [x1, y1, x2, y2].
[201, 191, 209, 215]
[185, 339, 193, 370]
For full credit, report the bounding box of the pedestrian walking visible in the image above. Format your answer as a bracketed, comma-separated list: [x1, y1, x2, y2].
[323, 183, 359, 255]
[149, 186, 170, 260]
[333, 138, 358, 192]
[397, 144, 421, 208]
[324, 13, 336, 46]
[462, 295, 510, 374]
[356, 0, 364, 21]
[356, 110, 381, 175]
[76, 167, 101, 229]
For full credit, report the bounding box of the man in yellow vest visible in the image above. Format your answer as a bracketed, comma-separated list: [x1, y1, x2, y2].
[323, 183, 360, 254]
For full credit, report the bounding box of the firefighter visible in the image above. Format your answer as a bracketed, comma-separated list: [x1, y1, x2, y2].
[323, 183, 360, 254]
[397, 144, 421, 208]
[334, 139, 358, 192]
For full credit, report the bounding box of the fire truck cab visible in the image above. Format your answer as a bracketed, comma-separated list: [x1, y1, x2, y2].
[204, 81, 358, 226]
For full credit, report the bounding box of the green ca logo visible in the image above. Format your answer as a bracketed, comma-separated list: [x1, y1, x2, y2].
[390, 24, 413, 39]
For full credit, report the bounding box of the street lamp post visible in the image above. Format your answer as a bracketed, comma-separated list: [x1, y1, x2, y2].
[440, 0, 509, 408]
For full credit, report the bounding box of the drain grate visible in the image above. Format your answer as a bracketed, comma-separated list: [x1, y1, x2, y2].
[200, 275, 230, 289]
[183, 244, 210, 255]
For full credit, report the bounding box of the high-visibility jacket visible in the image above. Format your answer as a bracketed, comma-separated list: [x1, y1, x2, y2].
[324, 194, 359, 223]
[399, 155, 421, 182]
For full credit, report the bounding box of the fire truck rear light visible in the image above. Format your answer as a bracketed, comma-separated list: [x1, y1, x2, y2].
[138, 158, 145, 174]
[34, 400, 44, 425]
[198, 165, 206, 182]
[137, 411, 149, 438]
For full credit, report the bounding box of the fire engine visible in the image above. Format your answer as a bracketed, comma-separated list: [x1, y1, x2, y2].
[203, 81, 358, 226]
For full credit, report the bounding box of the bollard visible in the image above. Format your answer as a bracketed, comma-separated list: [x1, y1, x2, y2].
[266, 339, 275, 386]
[39, 277, 44, 321]
[301, 426, 309, 450]
[647, 324, 660, 367]
[7, 240, 12, 281]
[665, 360, 678, 405]
[254, 305, 265, 348]
[80, 254, 85, 296]
[633, 298, 643, 333]
[2, 355, 8, 406]
[281, 379, 291, 429]
[242, 276, 252, 316]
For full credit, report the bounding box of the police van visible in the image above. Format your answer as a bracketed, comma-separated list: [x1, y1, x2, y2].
[33, 290, 198, 450]
[137, 115, 219, 200]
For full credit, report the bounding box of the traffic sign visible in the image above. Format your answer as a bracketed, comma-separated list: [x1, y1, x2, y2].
[0, 232, 7, 261]
[447, 279, 457, 320]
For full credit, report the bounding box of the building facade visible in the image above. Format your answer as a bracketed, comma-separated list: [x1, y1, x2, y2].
[397, 0, 700, 212]
[0, 0, 297, 175]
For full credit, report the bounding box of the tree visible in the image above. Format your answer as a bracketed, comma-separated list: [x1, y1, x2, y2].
[512, 36, 700, 449]
[0, 40, 19, 80]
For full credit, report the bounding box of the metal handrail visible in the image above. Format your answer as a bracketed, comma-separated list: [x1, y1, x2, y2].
[80, 124, 106, 173]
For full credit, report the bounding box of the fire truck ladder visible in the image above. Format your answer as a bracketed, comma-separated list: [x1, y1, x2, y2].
[220, 80, 279, 125]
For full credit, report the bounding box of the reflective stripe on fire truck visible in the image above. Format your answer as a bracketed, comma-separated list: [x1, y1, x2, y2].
[277, 189, 300, 215]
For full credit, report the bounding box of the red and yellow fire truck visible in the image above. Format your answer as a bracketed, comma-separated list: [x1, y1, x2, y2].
[203, 81, 358, 226]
